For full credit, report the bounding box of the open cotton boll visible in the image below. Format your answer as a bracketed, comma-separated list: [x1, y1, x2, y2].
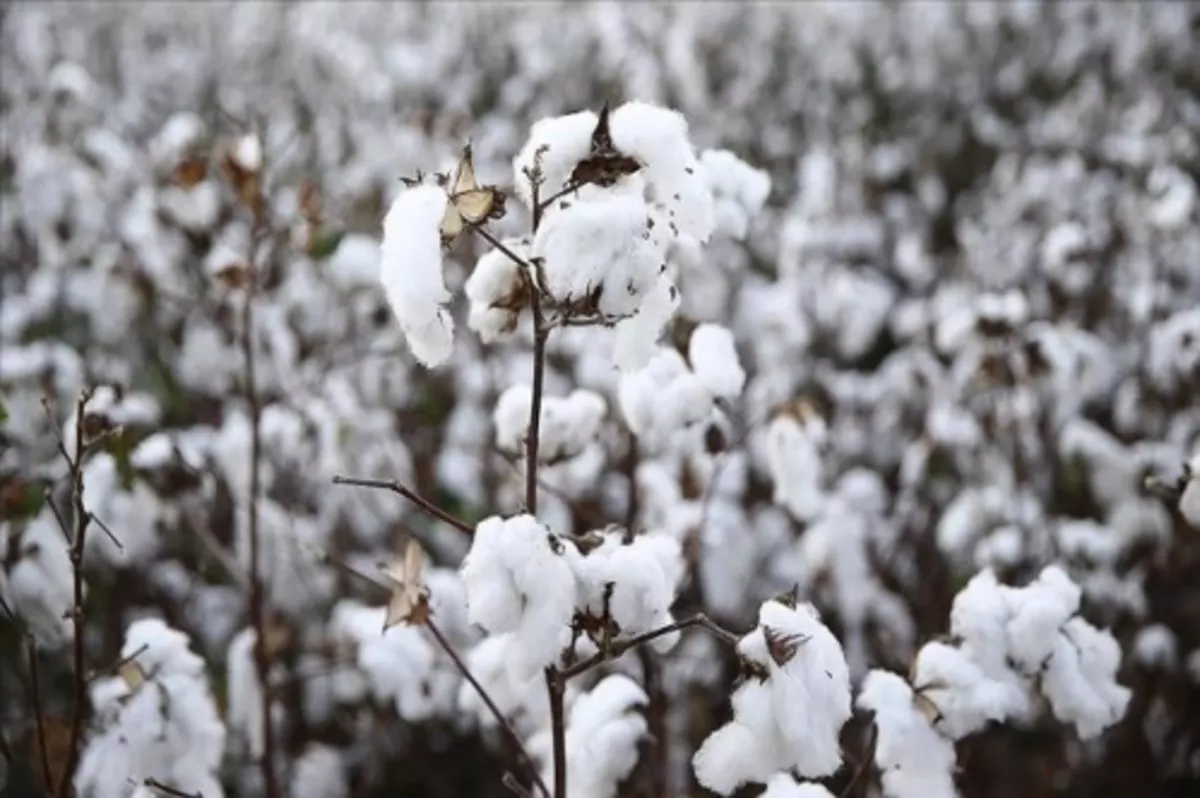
[81, 452, 162, 566]
[613, 274, 681, 372]
[688, 323, 746, 400]
[700, 149, 771, 241]
[1041, 617, 1131, 738]
[911, 641, 1025, 740]
[610, 101, 714, 244]
[766, 413, 827, 522]
[694, 601, 851, 794]
[460, 515, 579, 684]
[618, 347, 712, 452]
[76, 619, 226, 798]
[1001, 565, 1081, 674]
[465, 242, 529, 343]
[530, 674, 648, 798]
[857, 670, 959, 798]
[494, 385, 608, 462]
[760, 775, 836, 798]
[330, 600, 459, 722]
[379, 184, 454, 367]
[512, 109, 598, 207]
[457, 633, 552, 732]
[5, 510, 77, 649]
[533, 193, 663, 319]
[575, 530, 685, 650]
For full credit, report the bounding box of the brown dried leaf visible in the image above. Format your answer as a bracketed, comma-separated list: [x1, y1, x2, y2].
[172, 154, 209, 188]
[764, 625, 810, 668]
[381, 539, 430, 629]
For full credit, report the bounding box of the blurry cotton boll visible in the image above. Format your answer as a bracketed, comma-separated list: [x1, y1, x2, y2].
[760, 775, 836, 798]
[290, 745, 349, 798]
[378, 184, 454, 367]
[688, 323, 746, 401]
[618, 347, 713, 454]
[1180, 450, 1200, 529]
[493, 384, 607, 462]
[699, 148, 772, 240]
[1, 510, 77, 649]
[80, 452, 163, 566]
[75, 619, 226, 798]
[528, 674, 648, 798]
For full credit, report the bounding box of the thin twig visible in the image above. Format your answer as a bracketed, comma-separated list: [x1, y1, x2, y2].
[559, 614, 740, 681]
[241, 143, 280, 798]
[60, 389, 95, 797]
[637, 647, 667, 798]
[88, 513, 124, 552]
[27, 638, 54, 791]
[143, 777, 204, 798]
[839, 722, 878, 798]
[474, 227, 533, 274]
[332, 474, 475, 536]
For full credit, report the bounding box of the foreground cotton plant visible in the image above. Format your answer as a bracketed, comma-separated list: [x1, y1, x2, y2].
[76, 619, 226, 798]
[693, 599, 852, 795]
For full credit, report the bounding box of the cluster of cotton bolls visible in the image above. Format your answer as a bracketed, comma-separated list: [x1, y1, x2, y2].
[3, 2, 1200, 797]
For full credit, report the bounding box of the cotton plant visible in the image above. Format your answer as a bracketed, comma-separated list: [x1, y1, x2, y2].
[0, 508, 77, 648]
[528, 674, 649, 798]
[693, 598, 852, 795]
[75, 618, 226, 798]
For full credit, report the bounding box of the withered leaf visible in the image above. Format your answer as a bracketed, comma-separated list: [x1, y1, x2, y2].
[439, 143, 506, 246]
[214, 262, 253, 290]
[381, 538, 430, 629]
[172, 154, 208, 188]
[119, 659, 147, 692]
[568, 103, 643, 190]
[764, 625, 810, 668]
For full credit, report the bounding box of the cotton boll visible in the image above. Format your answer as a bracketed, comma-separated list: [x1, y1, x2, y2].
[610, 101, 714, 244]
[290, 745, 349, 798]
[1002, 565, 1081, 674]
[457, 633, 551, 733]
[700, 149, 771, 241]
[695, 601, 851, 793]
[857, 671, 958, 798]
[760, 775, 836, 798]
[766, 413, 827, 522]
[5, 511, 76, 649]
[575, 531, 685, 649]
[460, 515, 579, 683]
[465, 243, 529, 343]
[494, 385, 607, 462]
[379, 184, 454, 367]
[689, 323, 746, 400]
[530, 674, 648, 798]
[533, 193, 663, 319]
[1041, 617, 1131, 739]
[617, 347, 712, 452]
[512, 110, 598, 207]
[911, 641, 1025, 739]
[613, 275, 681, 372]
[160, 181, 221, 232]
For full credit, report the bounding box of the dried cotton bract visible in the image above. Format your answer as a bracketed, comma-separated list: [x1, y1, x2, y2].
[693, 600, 852, 795]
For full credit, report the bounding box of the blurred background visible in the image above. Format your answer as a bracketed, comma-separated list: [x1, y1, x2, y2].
[2, 2, 1199, 797]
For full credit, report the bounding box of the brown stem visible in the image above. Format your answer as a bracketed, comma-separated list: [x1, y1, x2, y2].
[839, 722, 878, 798]
[637, 647, 668, 798]
[243, 206, 280, 798]
[545, 666, 567, 798]
[59, 390, 94, 797]
[143, 778, 203, 797]
[559, 613, 740, 681]
[27, 638, 53, 791]
[332, 474, 475, 535]
[427, 619, 550, 798]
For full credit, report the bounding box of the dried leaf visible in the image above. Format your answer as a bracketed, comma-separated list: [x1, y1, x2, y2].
[119, 659, 147, 692]
[172, 154, 208, 187]
[381, 539, 430, 629]
[764, 625, 809, 668]
[569, 103, 643, 189]
[214, 262, 253, 290]
[438, 143, 506, 245]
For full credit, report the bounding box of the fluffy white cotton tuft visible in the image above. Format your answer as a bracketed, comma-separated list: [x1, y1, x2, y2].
[494, 385, 608, 462]
[688, 323, 746, 400]
[693, 600, 851, 794]
[766, 412, 827, 522]
[618, 347, 713, 453]
[465, 241, 530, 343]
[857, 670, 959, 798]
[460, 515, 579, 684]
[760, 775, 836, 798]
[613, 275, 681, 373]
[379, 184, 454, 367]
[700, 149, 771, 240]
[512, 110, 598, 207]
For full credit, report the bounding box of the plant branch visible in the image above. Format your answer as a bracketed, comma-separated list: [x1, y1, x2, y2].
[143, 778, 203, 798]
[59, 389, 94, 797]
[332, 474, 475, 535]
[241, 170, 280, 798]
[839, 722, 878, 798]
[27, 638, 53, 791]
[560, 614, 740, 681]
